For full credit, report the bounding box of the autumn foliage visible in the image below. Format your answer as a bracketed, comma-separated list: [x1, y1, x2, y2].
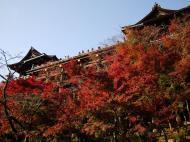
[0, 18, 190, 141]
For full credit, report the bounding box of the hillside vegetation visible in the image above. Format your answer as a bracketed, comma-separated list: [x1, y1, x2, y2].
[0, 19, 190, 142]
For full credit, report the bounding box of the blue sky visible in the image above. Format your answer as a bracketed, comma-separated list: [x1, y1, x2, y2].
[0, 0, 189, 62]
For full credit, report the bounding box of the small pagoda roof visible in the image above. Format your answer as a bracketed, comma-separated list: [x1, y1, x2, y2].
[122, 4, 190, 32]
[8, 47, 58, 74]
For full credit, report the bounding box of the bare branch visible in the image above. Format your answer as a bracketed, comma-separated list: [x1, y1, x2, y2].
[0, 48, 22, 133]
[0, 74, 7, 81]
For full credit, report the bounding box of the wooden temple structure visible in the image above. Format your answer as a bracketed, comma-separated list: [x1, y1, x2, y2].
[122, 3, 190, 39]
[8, 45, 114, 81]
[8, 4, 190, 81]
[8, 47, 58, 76]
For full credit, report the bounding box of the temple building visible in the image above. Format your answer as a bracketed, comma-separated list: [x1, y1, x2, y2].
[8, 45, 114, 81]
[8, 4, 190, 80]
[8, 47, 58, 76]
[122, 3, 190, 39]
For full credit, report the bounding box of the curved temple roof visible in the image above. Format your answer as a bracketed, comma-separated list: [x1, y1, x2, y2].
[122, 3, 190, 32]
[8, 47, 58, 74]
